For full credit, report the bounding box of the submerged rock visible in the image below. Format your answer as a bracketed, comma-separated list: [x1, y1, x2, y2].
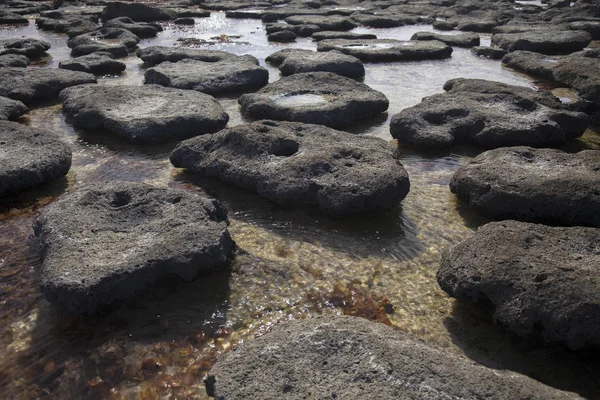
[491, 30, 592, 54]
[0, 96, 27, 120]
[0, 67, 96, 105]
[171, 120, 410, 216]
[144, 56, 268, 96]
[238, 72, 388, 128]
[269, 49, 365, 79]
[438, 220, 600, 350]
[0, 120, 71, 195]
[59, 84, 228, 143]
[390, 78, 588, 149]
[317, 38, 452, 62]
[411, 31, 480, 47]
[34, 182, 235, 315]
[0, 37, 50, 59]
[0, 54, 29, 67]
[206, 315, 581, 399]
[59, 52, 126, 75]
[450, 146, 600, 227]
[136, 46, 237, 65]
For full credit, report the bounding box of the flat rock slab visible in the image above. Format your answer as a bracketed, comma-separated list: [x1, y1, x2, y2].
[0, 54, 29, 67]
[171, 120, 410, 216]
[501, 50, 557, 78]
[0, 67, 96, 105]
[238, 72, 388, 128]
[265, 48, 314, 65]
[268, 49, 365, 79]
[0, 10, 28, 25]
[144, 55, 268, 96]
[0, 120, 71, 195]
[317, 39, 452, 62]
[136, 46, 238, 65]
[553, 50, 600, 104]
[492, 30, 592, 54]
[311, 31, 377, 41]
[206, 315, 581, 399]
[284, 15, 357, 31]
[438, 220, 600, 350]
[265, 22, 321, 37]
[411, 31, 480, 47]
[351, 11, 433, 28]
[0, 96, 27, 120]
[267, 30, 297, 43]
[59, 52, 126, 75]
[33, 182, 235, 315]
[0, 37, 50, 59]
[450, 146, 600, 227]
[390, 78, 588, 149]
[103, 16, 161, 38]
[60, 84, 228, 143]
[100, 1, 176, 22]
[67, 27, 140, 58]
[471, 46, 507, 59]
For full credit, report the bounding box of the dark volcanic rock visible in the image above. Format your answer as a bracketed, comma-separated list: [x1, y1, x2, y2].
[36, 11, 100, 38]
[0, 10, 28, 25]
[144, 56, 268, 96]
[0, 120, 71, 195]
[272, 49, 364, 79]
[67, 27, 140, 58]
[0, 68, 96, 105]
[101, 1, 176, 22]
[59, 84, 228, 143]
[174, 17, 195, 25]
[311, 31, 377, 41]
[0, 96, 27, 120]
[433, 20, 455, 30]
[390, 78, 588, 149]
[450, 146, 600, 227]
[34, 182, 235, 315]
[268, 30, 297, 43]
[317, 39, 452, 62]
[491, 30, 592, 54]
[171, 120, 410, 216]
[136, 46, 237, 66]
[0, 54, 29, 67]
[103, 16, 162, 38]
[553, 50, 600, 104]
[59, 52, 126, 75]
[265, 22, 321, 37]
[438, 220, 600, 349]
[471, 46, 507, 59]
[206, 315, 581, 399]
[351, 11, 433, 28]
[284, 15, 356, 31]
[569, 21, 600, 39]
[411, 31, 480, 47]
[501, 50, 557, 78]
[265, 48, 314, 65]
[0, 38, 50, 59]
[238, 72, 388, 128]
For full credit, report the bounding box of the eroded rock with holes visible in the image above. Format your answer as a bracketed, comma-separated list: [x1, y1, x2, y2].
[59, 52, 126, 75]
[136, 46, 238, 65]
[450, 146, 600, 227]
[284, 15, 357, 31]
[491, 30, 592, 54]
[59, 84, 228, 143]
[238, 72, 388, 128]
[0, 120, 71, 195]
[171, 120, 409, 216]
[389, 78, 588, 149]
[317, 38, 452, 62]
[0, 37, 50, 59]
[67, 27, 140, 58]
[438, 220, 600, 349]
[34, 182, 235, 314]
[268, 49, 364, 79]
[103, 16, 162, 38]
[206, 315, 582, 399]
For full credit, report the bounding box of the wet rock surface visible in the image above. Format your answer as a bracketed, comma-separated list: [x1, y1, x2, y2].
[144, 55, 268, 96]
[411, 31, 480, 47]
[206, 315, 581, 399]
[34, 182, 235, 315]
[0, 54, 29, 67]
[0, 120, 71, 195]
[0, 96, 27, 120]
[390, 78, 588, 149]
[471, 46, 507, 59]
[438, 220, 600, 350]
[317, 39, 452, 62]
[0, 37, 50, 59]
[450, 146, 600, 227]
[136, 45, 237, 65]
[100, 1, 177, 22]
[171, 120, 410, 216]
[238, 72, 388, 128]
[502, 50, 557, 78]
[103, 16, 162, 39]
[60, 84, 228, 143]
[0, 67, 96, 105]
[491, 30, 592, 54]
[67, 27, 140, 58]
[267, 30, 297, 43]
[265, 22, 321, 37]
[311, 31, 377, 41]
[0, 10, 28, 25]
[59, 52, 126, 75]
[269, 49, 365, 79]
[284, 15, 357, 31]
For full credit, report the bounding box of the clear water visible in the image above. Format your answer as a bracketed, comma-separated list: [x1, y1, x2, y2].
[1, 11, 600, 400]
[273, 93, 331, 106]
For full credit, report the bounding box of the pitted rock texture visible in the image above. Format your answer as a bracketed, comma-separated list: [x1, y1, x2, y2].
[0, 120, 71, 195]
[0, 37, 50, 59]
[471, 46, 507, 59]
[491, 30, 592, 54]
[67, 27, 140, 58]
[265, 22, 321, 37]
[0, 54, 29, 67]
[267, 30, 297, 43]
[0, 67, 96, 105]
[59, 52, 126, 75]
[317, 38, 452, 62]
[137, 46, 238, 65]
[103, 16, 162, 38]
[311, 31, 377, 41]
[501, 50, 557, 78]
[144, 55, 268, 96]
[438, 220, 600, 349]
[206, 315, 582, 399]
[0, 96, 27, 120]
[450, 146, 600, 227]
[390, 78, 588, 149]
[268, 49, 365, 79]
[284, 15, 357, 31]
[59, 84, 228, 143]
[238, 72, 388, 128]
[171, 120, 410, 216]
[34, 182, 235, 315]
[410, 31, 480, 47]
[100, 1, 177, 22]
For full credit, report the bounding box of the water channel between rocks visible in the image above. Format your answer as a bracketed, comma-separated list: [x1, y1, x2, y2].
[1, 11, 600, 400]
